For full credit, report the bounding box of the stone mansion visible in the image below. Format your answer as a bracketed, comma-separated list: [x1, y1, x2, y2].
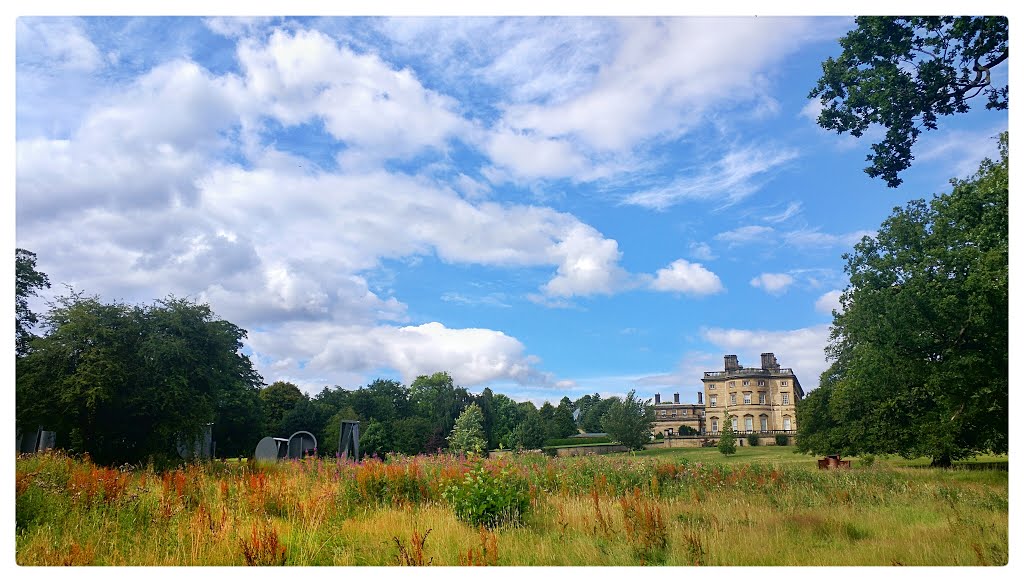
[652, 353, 804, 437]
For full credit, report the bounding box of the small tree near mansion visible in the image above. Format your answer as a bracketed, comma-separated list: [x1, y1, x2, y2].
[601, 390, 654, 451]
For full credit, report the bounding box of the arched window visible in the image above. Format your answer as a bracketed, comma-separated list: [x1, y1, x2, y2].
[744, 416, 753, 433]
[759, 415, 768, 432]
[710, 417, 719, 433]
[783, 416, 792, 431]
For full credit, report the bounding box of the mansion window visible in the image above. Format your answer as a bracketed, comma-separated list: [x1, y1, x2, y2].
[731, 417, 738, 432]
[729, 393, 737, 406]
[710, 396, 718, 407]
[728, 381, 736, 388]
[781, 380, 788, 386]
[709, 383, 716, 390]
[682, 410, 687, 416]
[743, 393, 751, 405]
[783, 417, 792, 431]
[742, 380, 750, 386]
[711, 419, 719, 432]
[757, 380, 766, 386]
[782, 393, 790, 406]
[744, 417, 753, 432]
[760, 416, 768, 432]
[759, 392, 766, 405]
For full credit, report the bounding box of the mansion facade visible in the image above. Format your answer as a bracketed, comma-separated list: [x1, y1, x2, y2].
[652, 353, 803, 437]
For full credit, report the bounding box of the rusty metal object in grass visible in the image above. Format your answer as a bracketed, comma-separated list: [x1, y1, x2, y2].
[817, 454, 851, 469]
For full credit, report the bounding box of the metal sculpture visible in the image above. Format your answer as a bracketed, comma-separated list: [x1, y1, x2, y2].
[17, 427, 56, 454]
[338, 420, 360, 459]
[287, 431, 317, 459]
[254, 436, 288, 462]
[177, 423, 214, 461]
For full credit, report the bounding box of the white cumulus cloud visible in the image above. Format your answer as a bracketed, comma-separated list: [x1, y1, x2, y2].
[750, 272, 795, 295]
[649, 259, 724, 296]
[814, 289, 844, 315]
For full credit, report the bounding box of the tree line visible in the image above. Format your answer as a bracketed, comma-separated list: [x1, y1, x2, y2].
[14, 263, 653, 466]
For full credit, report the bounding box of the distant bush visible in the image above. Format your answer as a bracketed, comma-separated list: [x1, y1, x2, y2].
[748, 434, 760, 446]
[859, 454, 875, 467]
[655, 432, 664, 440]
[775, 435, 788, 446]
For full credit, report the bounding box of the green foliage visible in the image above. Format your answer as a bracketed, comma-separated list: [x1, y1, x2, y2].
[577, 394, 615, 433]
[775, 435, 789, 446]
[410, 372, 471, 446]
[509, 408, 547, 450]
[552, 396, 579, 438]
[676, 425, 699, 436]
[718, 414, 736, 456]
[799, 136, 1008, 466]
[280, 398, 335, 449]
[655, 432, 664, 440]
[15, 248, 51, 357]
[810, 17, 1008, 187]
[448, 403, 487, 456]
[490, 393, 526, 449]
[748, 433, 759, 447]
[259, 382, 306, 437]
[16, 294, 263, 466]
[441, 464, 530, 528]
[601, 390, 654, 451]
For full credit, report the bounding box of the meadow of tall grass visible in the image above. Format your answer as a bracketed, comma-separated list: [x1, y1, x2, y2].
[15, 448, 1008, 566]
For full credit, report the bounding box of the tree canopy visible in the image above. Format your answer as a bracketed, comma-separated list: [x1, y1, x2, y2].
[15, 248, 50, 357]
[600, 390, 654, 451]
[810, 16, 1008, 187]
[797, 134, 1008, 466]
[16, 294, 264, 465]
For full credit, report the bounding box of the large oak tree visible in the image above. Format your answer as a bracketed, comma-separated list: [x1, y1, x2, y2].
[798, 134, 1008, 466]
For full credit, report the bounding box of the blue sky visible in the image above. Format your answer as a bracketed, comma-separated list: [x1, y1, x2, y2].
[14, 15, 1009, 405]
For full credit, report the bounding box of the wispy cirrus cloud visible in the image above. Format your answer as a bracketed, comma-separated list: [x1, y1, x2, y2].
[623, 144, 799, 210]
[713, 225, 775, 245]
[762, 201, 803, 223]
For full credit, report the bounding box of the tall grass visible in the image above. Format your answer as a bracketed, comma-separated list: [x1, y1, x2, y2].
[15, 448, 1008, 566]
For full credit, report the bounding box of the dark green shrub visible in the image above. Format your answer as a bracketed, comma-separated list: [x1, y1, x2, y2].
[655, 431, 664, 440]
[775, 435, 788, 446]
[748, 433, 760, 446]
[442, 464, 530, 528]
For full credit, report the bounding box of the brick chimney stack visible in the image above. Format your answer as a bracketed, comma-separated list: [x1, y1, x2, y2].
[760, 352, 780, 371]
[654, 393, 661, 405]
[724, 354, 740, 372]
[697, 391, 703, 404]
[673, 393, 680, 404]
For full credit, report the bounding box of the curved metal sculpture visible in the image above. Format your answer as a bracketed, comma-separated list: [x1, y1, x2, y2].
[287, 431, 317, 459]
[254, 436, 288, 462]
